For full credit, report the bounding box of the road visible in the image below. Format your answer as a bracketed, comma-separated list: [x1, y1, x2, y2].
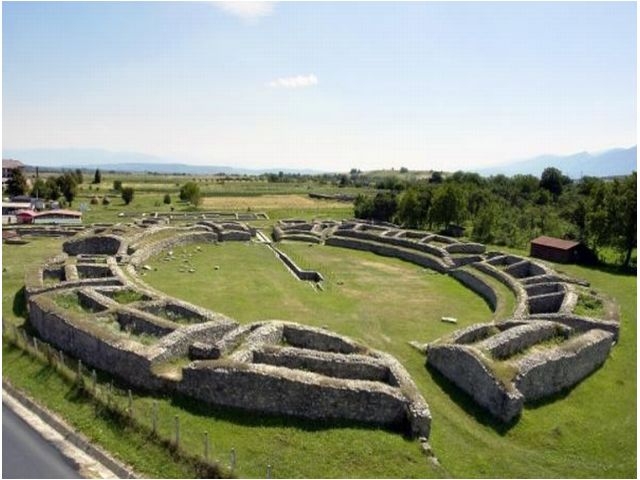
[2, 405, 81, 479]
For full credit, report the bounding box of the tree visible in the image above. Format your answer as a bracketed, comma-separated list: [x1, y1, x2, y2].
[429, 184, 465, 228]
[45, 177, 61, 200]
[113, 180, 123, 192]
[179, 182, 202, 206]
[540, 167, 571, 198]
[93, 169, 102, 184]
[395, 188, 422, 228]
[608, 172, 637, 267]
[72, 168, 84, 185]
[429, 171, 443, 184]
[30, 178, 47, 198]
[472, 204, 498, 244]
[121, 187, 135, 205]
[6, 169, 28, 197]
[56, 173, 78, 205]
[354, 194, 374, 220]
[353, 192, 397, 222]
[163, 193, 171, 205]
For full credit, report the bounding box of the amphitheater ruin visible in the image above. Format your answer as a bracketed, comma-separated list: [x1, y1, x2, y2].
[22, 216, 619, 451]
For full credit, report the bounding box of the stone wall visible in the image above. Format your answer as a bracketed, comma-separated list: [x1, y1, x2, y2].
[445, 243, 486, 254]
[474, 321, 569, 360]
[523, 282, 563, 296]
[326, 236, 450, 273]
[76, 288, 114, 312]
[129, 231, 218, 268]
[283, 323, 363, 354]
[139, 299, 228, 325]
[272, 247, 323, 282]
[177, 362, 410, 429]
[472, 262, 528, 317]
[504, 260, 548, 279]
[253, 347, 392, 383]
[527, 291, 566, 314]
[448, 269, 498, 312]
[332, 228, 448, 259]
[28, 295, 164, 390]
[514, 329, 614, 401]
[150, 320, 238, 363]
[115, 308, 178, 338]
[426, 344, 523, 423]
[76, 264, 115, 279]
[63, 235, 123, 256]
[447, 323, 499, 345]
[525, 313, 620, 341]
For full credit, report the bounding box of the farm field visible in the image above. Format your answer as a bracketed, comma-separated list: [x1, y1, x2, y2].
[1, 189, 636, 478]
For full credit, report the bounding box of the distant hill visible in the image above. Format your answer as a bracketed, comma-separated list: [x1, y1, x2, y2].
[477, 146, 637, 178]
[1, 148, 323, 175]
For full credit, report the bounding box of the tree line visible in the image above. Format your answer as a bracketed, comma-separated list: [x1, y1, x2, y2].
[354, 167, 637, 267]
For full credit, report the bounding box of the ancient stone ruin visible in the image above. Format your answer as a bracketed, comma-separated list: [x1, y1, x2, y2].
[23, 216, 618, 447]
[272, 219, 619, 423]
[25, 220, 430, 438]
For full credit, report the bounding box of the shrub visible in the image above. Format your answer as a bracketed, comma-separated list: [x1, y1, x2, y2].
[121, 187, 135, 205]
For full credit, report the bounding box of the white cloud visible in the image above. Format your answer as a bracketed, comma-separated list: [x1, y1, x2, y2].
[267, 74, 318, 89]
[214, 2, 274, 22]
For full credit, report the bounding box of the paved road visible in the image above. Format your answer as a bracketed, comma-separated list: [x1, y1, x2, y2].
[2, 406, 81, 479]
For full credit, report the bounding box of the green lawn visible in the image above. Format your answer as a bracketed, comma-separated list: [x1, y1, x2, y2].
[2, 233, 636, 478]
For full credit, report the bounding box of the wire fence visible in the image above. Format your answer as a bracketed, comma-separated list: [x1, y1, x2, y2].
[2, 321, 276, 479]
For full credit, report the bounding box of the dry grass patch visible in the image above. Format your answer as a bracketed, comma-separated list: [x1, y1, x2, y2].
[202, 194, 348, 211]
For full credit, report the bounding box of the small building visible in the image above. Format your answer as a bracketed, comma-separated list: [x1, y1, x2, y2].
[32, 209, 82, 225]
[2, 202, 33, 215]
[2, 159, 25, 185]
[530, 236, 581, 264]
[16, 209, 37, 224]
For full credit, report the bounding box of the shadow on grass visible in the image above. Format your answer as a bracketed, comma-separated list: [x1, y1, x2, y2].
[558, 260, 637, 279]
[426, 363, 518, 435]
[12, 286, 27, 319]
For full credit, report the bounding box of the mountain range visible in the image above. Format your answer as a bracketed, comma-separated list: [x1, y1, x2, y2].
[3, 146, 636, 178]
[1, 148, 322, 175]
[477, 146, 636, 178]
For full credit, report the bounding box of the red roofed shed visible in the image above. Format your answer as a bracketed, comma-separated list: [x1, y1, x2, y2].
[530, 236, 581, 264]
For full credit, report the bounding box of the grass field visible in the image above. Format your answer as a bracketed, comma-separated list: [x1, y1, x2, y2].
[143, 240, 636, 478]
[2, 208, 636, 477]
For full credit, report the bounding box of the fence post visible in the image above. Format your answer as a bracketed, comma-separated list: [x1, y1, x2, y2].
[152, 401, 158, 434]
[230, 448, 236, 471]
[174, 415, 180, 448]
[59, 349, 64, 369]
[267, 464, 272, 479]
[91, 370, 97, 394]
[77, 359, 82, 385]
[33, 336, 38, 354]
[127, 389, 133, 417]
[204, 432, 209, 461]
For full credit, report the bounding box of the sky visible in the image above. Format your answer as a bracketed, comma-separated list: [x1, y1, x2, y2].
[2, 1, 637, 172]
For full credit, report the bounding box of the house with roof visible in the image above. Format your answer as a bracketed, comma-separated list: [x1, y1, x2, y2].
[530, 236, 585, 264]
[24, 209, 83, 225]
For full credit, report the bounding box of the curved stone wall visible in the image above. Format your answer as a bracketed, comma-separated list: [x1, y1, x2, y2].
[63, 234, 123, 256]
[24, 221, 431, 439]
[23, 217, 619, 440]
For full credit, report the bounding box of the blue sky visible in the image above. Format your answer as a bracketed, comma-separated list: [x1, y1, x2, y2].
[2, 1, 636, 171]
